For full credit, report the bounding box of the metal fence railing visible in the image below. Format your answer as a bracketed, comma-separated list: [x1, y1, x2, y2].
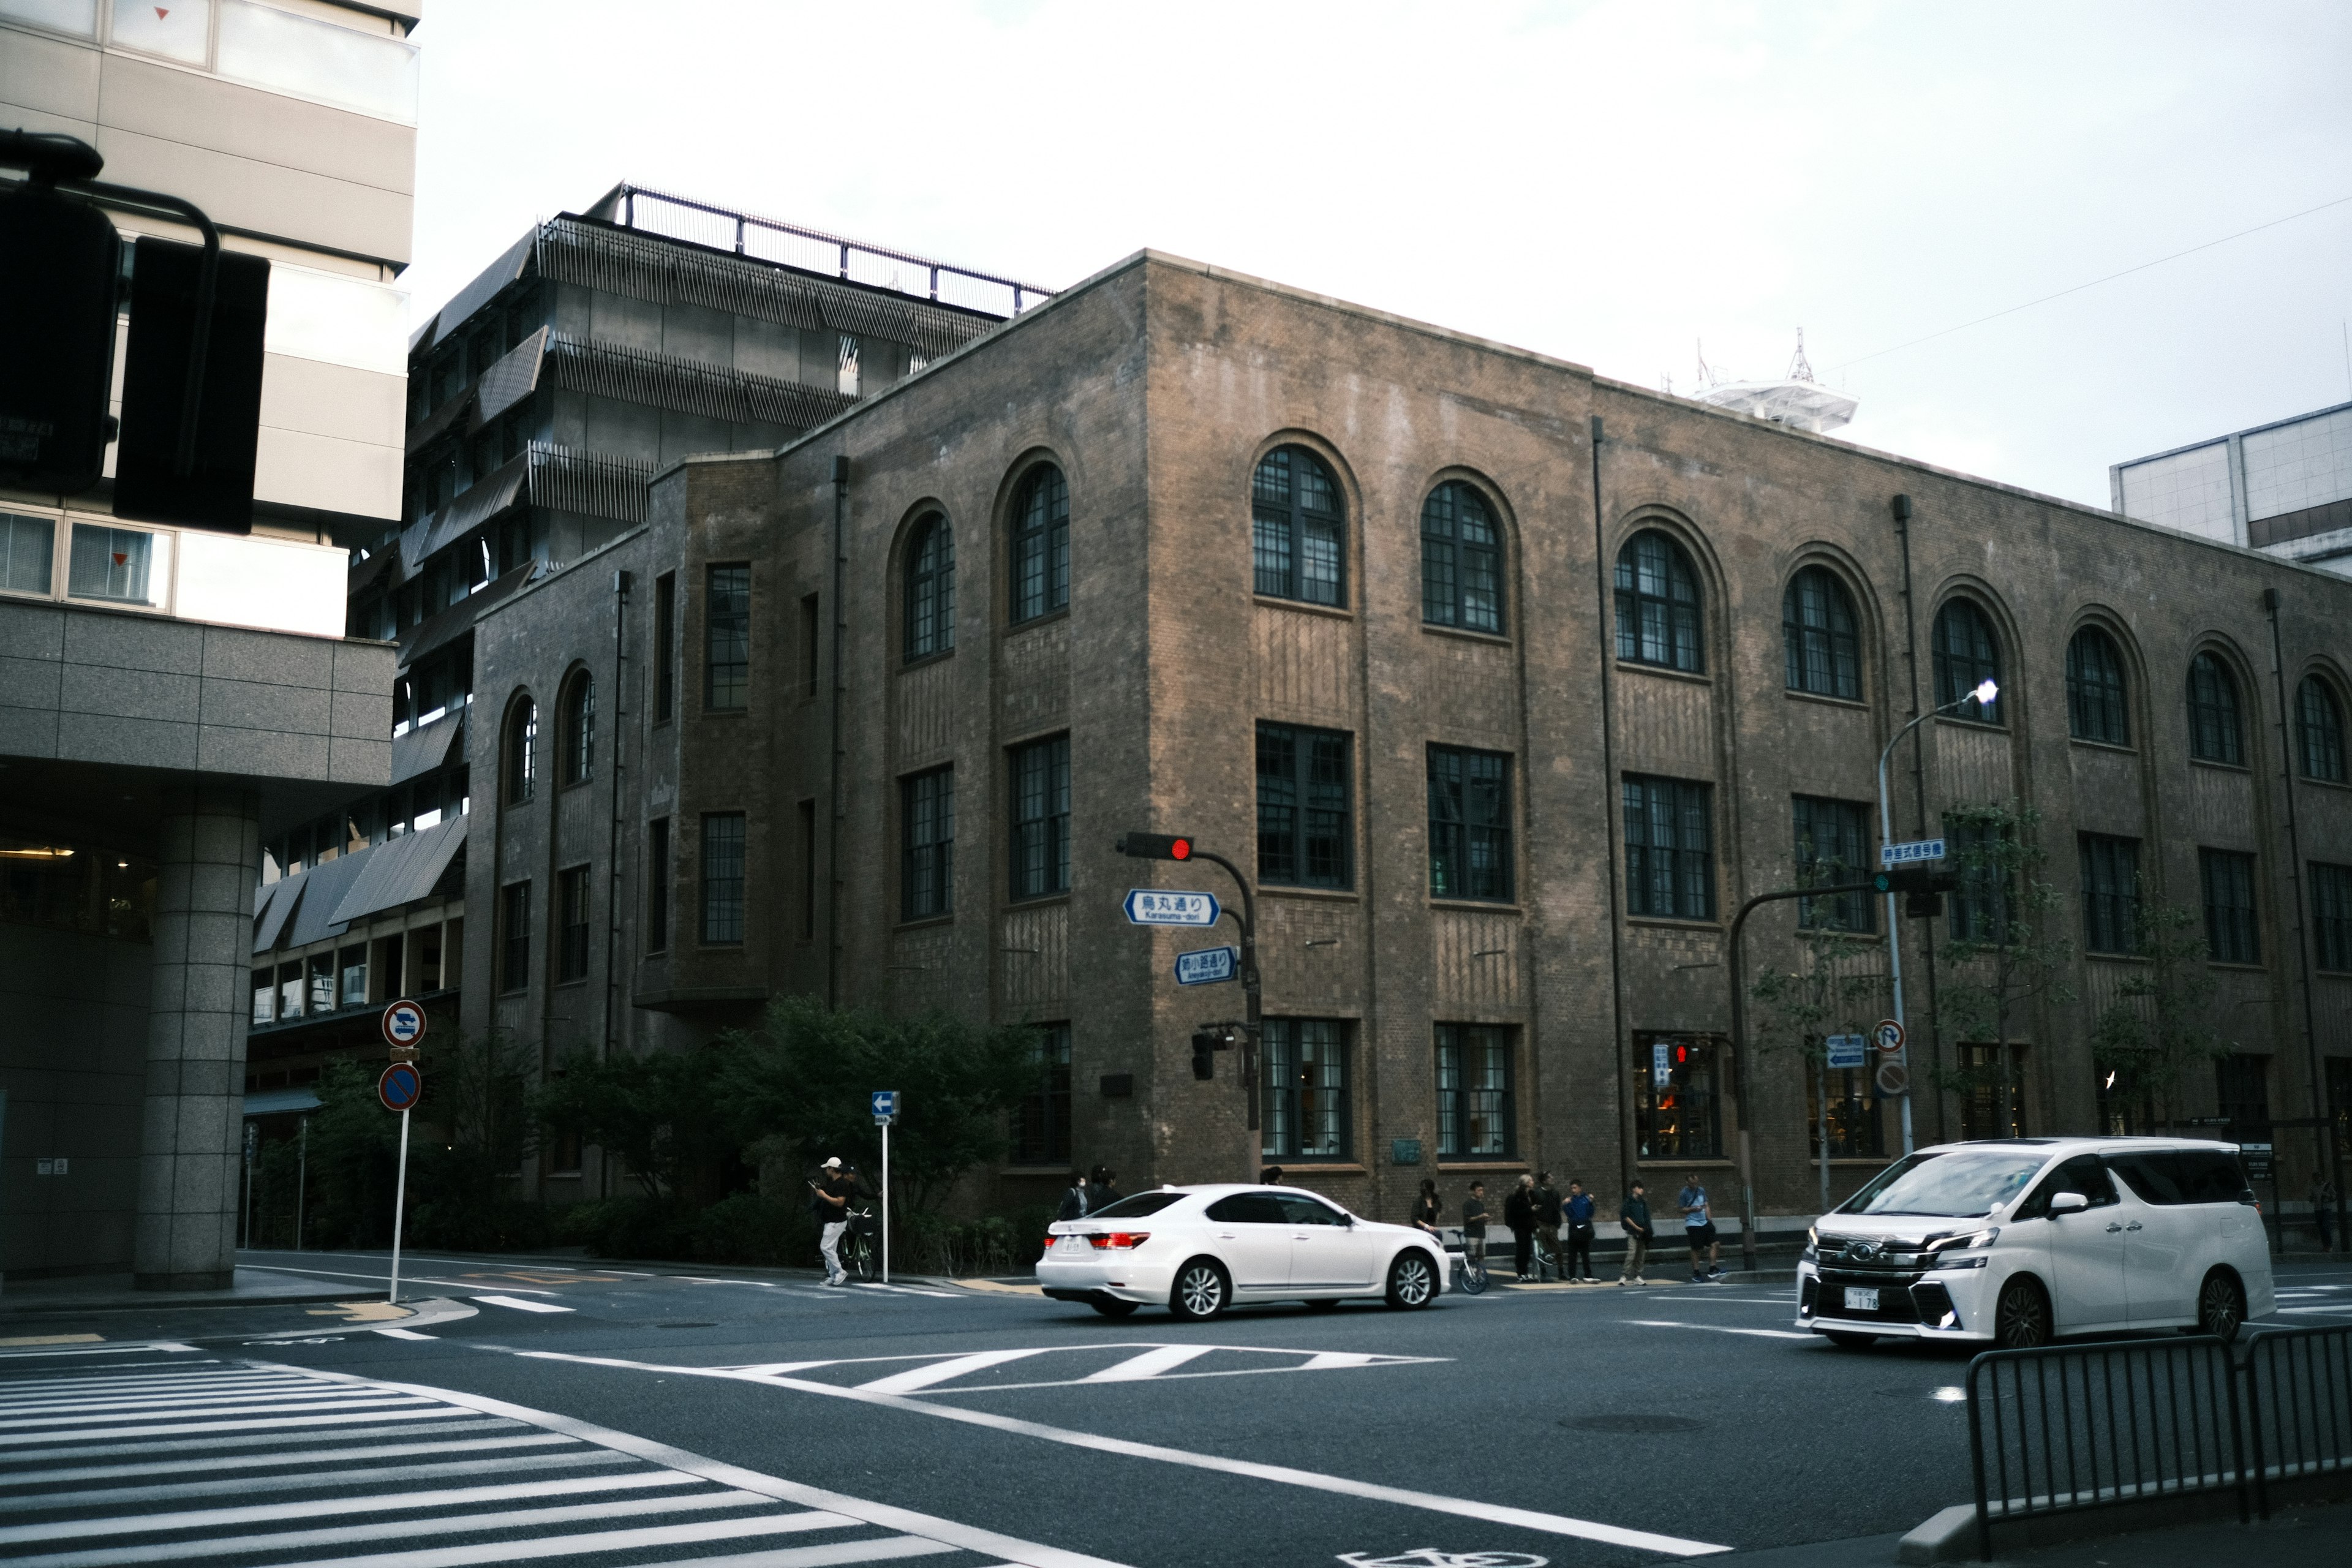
[2242, 1323, 2352, 1516]
[1965, 1336, 2247, 1560]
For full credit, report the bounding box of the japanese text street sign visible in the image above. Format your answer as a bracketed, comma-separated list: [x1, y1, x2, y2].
[1825, 1034, 1868, 1071]
[1123, 889, 1220, 927]
[1174, 945, 1240, 986]
[1880, 839, 1947, 867]
[872, 1090, 899, 1124]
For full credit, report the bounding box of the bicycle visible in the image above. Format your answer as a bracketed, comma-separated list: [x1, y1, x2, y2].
[839, 1204, 880, 1281]
[1440, 1226, 1489, 1295]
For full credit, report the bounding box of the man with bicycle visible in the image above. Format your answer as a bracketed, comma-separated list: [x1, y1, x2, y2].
[810, 1156, 856, 1287]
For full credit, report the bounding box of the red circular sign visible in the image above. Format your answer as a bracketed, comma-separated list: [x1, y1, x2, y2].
[382, 1000, 427, 1047]
[378, 1062, 423, 1112]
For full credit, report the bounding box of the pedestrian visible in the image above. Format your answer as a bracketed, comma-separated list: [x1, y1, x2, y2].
[1504, 1172, 1537, 1281]
[1534, 1171, 1564, 1281]
[1411, 1178, 1442, 1237]
[809, 1156, 854, 1286]
[1056, 1170, 1088, 1223]
[1261, 1166, 1286, 1186]
[1460, 1181, 1490, 1269]
[1564, 1177, 1597, 1282]
[1679, 1170, 1722, 1281]
[2312, 1173, 2338, 1251]
[1618, 1178, 1653, 1286]
[1087, 1166, 1122, 1211]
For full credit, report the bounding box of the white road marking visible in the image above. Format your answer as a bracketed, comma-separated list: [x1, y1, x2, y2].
[0, 1395, 428, 1430]
[852, 1282, 963, 1298]
[0, 1343, 194, 1360]
[859, 1349, 1054, 1393]
[374, 1326, 437, 1339]
[1624, 1319, 1817, 1340]
[266, 1521, 952, 1568]
[473, 1294, 575, 1314]
[513, 1349, 1729, 1556]
[0, 1404, 483, 1446]
[243, 1263, 560, 1295]
[2, 1447, 628, 1509]
[20, 1416, 517, 1461]
[1079, 1346, 1215, 1382]
[2277, 1305, 2352, 1314]
[0, 1431, 571, 1489]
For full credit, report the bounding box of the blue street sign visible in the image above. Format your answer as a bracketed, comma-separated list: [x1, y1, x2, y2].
[1123, 889, 1220, 927]
[1825, 1034, 1868, 1071]
[1880, 838, 1947, 867]
[1174, 945, 1240, 986]
[872, 1090, 898, 1121]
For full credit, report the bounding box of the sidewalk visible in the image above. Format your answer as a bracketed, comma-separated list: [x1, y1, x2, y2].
[0, 1267, 352, 1316]
[1708, 1499, 2347, 1567]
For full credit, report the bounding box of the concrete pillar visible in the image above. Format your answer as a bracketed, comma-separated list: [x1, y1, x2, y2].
[134, 785, 260, 1290]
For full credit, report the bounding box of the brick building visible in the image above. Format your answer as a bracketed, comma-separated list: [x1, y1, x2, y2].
[462, 249, 2352, 1234]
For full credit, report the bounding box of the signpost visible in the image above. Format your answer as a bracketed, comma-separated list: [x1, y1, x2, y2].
[1122, 889, 1220, 927]
[1174, 945, 1239, 987]
[873, 1090, 897, 1284]
[1652, 1041, 1672, 1088]
[379, 1001, 426, 1305]
[1879, 839, 1947, 867]
[1825, 1034, 1867, 1071]
[1874, 1019, 1906, 1055]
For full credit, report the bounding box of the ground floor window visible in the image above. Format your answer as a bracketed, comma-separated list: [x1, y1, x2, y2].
[1633, 1032, 1724, 1159]
[1435, 1023, 1514, 1158]
[1958, 1042, 2029, 1140]
[1012, 1022, 1071, 1166]
[1262, 1019, 1349, 1160]
[2215, 1052, 2271, 1139]
[1807, 1057, 1886, 1159]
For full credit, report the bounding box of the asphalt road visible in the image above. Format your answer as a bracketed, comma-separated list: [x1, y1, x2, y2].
[2, 1248, 2346, 1568]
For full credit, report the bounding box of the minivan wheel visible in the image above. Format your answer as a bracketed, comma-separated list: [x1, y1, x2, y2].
[1385, 1251, 1437, 1309]
[1170, 1260, 1229, 1321]
[1994, 1277, 2052, 1349]
[1824, 1331, 1876, 1349]
[2195, 1270, 2245, 1341]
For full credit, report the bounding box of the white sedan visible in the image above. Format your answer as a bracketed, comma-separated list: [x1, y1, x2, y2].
[1038, 1184, 1448, 1319]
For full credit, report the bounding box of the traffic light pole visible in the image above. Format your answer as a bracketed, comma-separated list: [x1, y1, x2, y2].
[1187, 848, 1261, 1133]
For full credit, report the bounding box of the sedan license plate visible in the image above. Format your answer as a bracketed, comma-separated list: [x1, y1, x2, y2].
[1057, 1235, 1086, 1252]
[1843, 1286, 1880, 1313]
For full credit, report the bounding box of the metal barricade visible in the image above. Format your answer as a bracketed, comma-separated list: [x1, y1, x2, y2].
[1965, 1336, 2247, 1560]
[2242, 1322, 2352, 1516]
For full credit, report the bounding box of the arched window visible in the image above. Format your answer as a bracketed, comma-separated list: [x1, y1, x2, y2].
[2065, 627, 2129, 745]
[2299, 675, 2347, 782]
[2187, 653, 2244, 765]
[1781, 566, 1859, 699]
[1009, 466, 1068, 624]
[1253, 446, 1344, 606]
[1931, 600, 2001, 722]
[903, 513, 954, 660]
[1613, 530, 1703, 673]
[560, 673, 594, 786]
[504, 698, 536, 805]
[1420, 481, 1502, 633]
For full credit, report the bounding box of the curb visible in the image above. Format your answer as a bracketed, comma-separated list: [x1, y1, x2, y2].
[0, 1286, 361, 1317]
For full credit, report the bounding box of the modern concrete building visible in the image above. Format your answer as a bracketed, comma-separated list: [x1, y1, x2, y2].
[456, 248, 2352, 1240]
[2114, 401, 2352, 577]
[1, 0, 418, 1286]
[245, 186, 1047, 1190]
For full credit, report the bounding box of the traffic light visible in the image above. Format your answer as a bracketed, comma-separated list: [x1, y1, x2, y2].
[112, 236, 270, 533]
[1117, 832, 1193, 861]
[0, 176, 121, 494]
[1191, 1028, 1218, 1080]
[1875, 868, 1961, 918]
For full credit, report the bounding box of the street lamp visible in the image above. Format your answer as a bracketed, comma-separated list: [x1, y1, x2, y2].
[1875, 677, 1997, 1155]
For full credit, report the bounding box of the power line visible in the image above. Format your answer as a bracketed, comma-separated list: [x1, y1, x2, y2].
[1828, 192, 2352, 373]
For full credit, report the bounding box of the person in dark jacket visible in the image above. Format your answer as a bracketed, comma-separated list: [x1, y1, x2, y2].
[1411, 1178, 1442, 1237]
[1055, 1171, 1088, 1223]
[1085, 1166, 1121, 1212]
[1618, 1179, 1654, 1286]
[1563, 1178, 1598, 1282]
[1533, 1172, 1564, 1280]
[1503, 1173, 1537, 1280]
[1460, 1182, 1490, 1268]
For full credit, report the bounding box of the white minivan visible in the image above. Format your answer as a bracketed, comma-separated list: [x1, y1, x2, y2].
[1797, 1137, 2274, 1349]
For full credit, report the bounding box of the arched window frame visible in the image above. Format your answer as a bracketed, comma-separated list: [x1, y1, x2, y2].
[1009, 466, 1069, 624]
[503, 697, 537, 806]
[1419, 481, 1502, 634]
[2297, 674, 2348, 783]
[1781, 565, 1860, 699]
[1252, 446, 1346, 608]
[1931, 599, 2002, 723]
[2187, 652, 2245, 766]
[2065, 627, 2130, 746]
[903, 512, 955, 662]
[560, 672, 594, 786]
[1613, 529, 1703, 673]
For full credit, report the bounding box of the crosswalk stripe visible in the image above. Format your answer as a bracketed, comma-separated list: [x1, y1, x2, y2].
[474, 1294, 575, 1313]
[0, 1395, 429, 1431]
[374, 1327, 437, 1339]
[0, 1446, 626, 1508]
[13, 1416, 522, 1463]
[0, 1343, 194, 1360]
[1079, 1346, 1216, 1382]
[851, 1282, 962, 1298]
[0, 1466, 704, 1543]
[0, 1404, 500, 1446]
[4, 1487, 782, 1568]
[258, 1510, 884, 1568]
[0, 1385, 375, 1417]
[858, 1349, 1052, 1393]
[0, 1373, 294, 1398]
[616, 1541, 962, 1568]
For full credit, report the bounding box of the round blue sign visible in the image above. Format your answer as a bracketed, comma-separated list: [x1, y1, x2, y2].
[378, 1062, 422, 1112]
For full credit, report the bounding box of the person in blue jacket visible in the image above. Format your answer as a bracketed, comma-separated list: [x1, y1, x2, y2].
[1562, 1177, 1597, 1282]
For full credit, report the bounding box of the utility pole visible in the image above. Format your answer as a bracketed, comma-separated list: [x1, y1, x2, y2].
[1118, 834, 1260, 1151]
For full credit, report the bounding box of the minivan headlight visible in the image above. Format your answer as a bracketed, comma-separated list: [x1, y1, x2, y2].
[1928, 1227, 1999, 1267]
[1803, 1224, 1819, 1262]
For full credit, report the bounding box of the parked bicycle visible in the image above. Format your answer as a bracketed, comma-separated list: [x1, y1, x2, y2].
[1441, 1226, 1489, 1295]
[839, 1204, 881, 1281]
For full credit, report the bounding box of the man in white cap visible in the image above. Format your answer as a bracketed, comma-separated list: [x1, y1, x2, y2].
[810, 1157, 853, 1286]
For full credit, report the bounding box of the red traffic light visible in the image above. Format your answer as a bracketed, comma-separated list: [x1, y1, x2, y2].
[1169, 837, 1191, 860]
[1117, 833, 1193, 861]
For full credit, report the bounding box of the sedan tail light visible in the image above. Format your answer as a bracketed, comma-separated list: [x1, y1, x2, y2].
[1087, 1232, 1150, 1250]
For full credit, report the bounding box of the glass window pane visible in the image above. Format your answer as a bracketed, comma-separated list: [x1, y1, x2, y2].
[67, 523, 168, 608]
[111, 0, 206, 61]
[217, 0, 418, 123]
[1, 1, 96, 36]
[0, 514, 56, 595]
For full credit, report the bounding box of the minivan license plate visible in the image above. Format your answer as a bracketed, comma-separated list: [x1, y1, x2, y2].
[1843, 1286, 1880, 1313]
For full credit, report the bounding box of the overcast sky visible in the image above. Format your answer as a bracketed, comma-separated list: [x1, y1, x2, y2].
[402, 1, 2352, 511]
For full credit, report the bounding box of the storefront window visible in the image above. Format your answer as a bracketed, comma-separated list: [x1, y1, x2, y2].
[1634, 1033, 1724, 1159]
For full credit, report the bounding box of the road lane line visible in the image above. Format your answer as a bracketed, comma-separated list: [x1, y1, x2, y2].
[1078, 1346, 1216, 1382]
[241, 1263, 560, 1295]
[3, 1448, 627, 1509]
[508, 1349, 1729, 1556]
[0, 1343, 194, 1359]
[375, 1326, 437, 1339]
[0, 1432, 578, 1488]
[250, 1359, 1133, 1568]
[474, 1294, 575, 1314]
[12, 1417, 521, 1463]
[0, 1385, 362, 1415]
[0, 1468, 703, 1543]
[1295, 1352, 1379, 1371]
[858, 1349, 1055, 1393]
[851, 1282, 961, 1298]
[1625, 1319, 1817, 1340]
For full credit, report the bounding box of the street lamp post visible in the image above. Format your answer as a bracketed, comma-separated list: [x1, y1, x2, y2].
[1875, 677, 1997, 1156]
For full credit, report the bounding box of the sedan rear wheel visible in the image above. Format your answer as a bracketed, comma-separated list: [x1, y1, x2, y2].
[2195, 1270, 2245, 1341]
[1170, 1259, 1229, 1321]
[1994, 1276, 2052, 1349]
[1385, 1250, 1437, 1310]
[1090, 1298, 1140, 1319]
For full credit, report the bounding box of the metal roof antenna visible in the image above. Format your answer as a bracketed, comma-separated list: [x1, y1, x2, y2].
[1695, 327, 1858, 434]
[1695, 338, 1719, 389]
[1788, 327, 1815, 383]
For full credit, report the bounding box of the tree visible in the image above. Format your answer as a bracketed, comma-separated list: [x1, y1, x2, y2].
[1751, 925, 1888, 1213]
[302, 1057, 401, 1247]
[411, 1028, 540, 1248]
[2090, 901, 2229, 1133]
[535, 1046, 731, 1202]
[716, 997, 1044, 1214]
[1934, 801, 2075, 1137]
